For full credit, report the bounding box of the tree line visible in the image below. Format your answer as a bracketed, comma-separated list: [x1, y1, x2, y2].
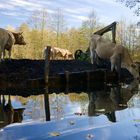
[6, 8, 140, 61]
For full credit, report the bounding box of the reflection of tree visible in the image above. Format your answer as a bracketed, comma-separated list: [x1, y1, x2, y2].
[50, 93, 66, 120]
[23, 95, 45, 120]
[69, 93, 89, 115]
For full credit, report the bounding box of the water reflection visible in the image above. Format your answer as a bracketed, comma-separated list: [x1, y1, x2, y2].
[0, 95, 25, 128]
[88, 80, 139, 122]
[0, 79, 140, 129]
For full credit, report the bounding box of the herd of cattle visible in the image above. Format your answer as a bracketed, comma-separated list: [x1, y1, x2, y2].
[0, 28, 139, 78]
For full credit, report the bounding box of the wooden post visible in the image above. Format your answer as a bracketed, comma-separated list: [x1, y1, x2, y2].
[112, 23, 116, 44]
[86, 71, 90, 92]
[44, 46, 51, 121]
[104, 70, 107, 84]
[65, 71, 69, 94]
[44, 46, 51, 84]
[44, 92, 50, 121]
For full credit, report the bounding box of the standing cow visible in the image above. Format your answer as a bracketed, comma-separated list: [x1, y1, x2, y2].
[0, 28, 26, 61]
[89, 34, 139, 79]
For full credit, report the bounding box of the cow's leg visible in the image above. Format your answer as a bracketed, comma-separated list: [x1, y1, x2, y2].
[8, 49, 11, 60]
[2, 49, 6, 60]
[0, 46, 4, 62]
[110, 56, 116, 71]
[94, 51, 100, 65]
[90, 47, 94, 64]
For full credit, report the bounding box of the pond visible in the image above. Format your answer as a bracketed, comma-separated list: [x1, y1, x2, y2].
[0, 79, 140, 140]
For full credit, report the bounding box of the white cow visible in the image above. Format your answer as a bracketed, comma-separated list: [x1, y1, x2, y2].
[89, 34, 139, 79]
[44, 47, 73, 60]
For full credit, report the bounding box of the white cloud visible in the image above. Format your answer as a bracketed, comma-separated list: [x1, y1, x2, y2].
[9, 0, 41, 8]
[0, 0, 139, 28]
[65, 7, 92, 15]
[0, 3, 15, 10]
[98, 0, 116, 4]
[0, 11, 18, 16]
[69, 14, 88, 21]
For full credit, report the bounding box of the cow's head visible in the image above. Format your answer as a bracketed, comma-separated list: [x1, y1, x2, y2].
[89, 34, 102, 51]
[12, 32, 26, 45]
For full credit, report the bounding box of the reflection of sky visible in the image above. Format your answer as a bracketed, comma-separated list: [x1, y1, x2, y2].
[63, 102, 81, 116]
[116, 108, 140, 122]
[50, 95, 88, 120]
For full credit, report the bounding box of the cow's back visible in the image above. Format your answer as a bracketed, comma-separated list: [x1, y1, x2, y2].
[0, 28, 10, 47]
[0, 28, 15, 50]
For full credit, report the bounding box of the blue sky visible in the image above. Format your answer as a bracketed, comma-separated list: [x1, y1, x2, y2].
[0, 0, 139, 28]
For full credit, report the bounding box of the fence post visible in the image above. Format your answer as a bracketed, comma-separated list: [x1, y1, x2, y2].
[44, 46, 51, 121]
[65, 71, 69, 94]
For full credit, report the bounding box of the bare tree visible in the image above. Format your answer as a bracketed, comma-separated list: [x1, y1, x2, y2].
[126, 23, 138, 56]
[49, 8, 67, 48]
[116, 19, 127, 46]
[117, 0, 140, 16]
[28, 9, 48, 47]
[81, 9, 99, 41]
[27, 9, 49, 58]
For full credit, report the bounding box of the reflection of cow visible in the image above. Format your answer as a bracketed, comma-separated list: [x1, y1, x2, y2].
[89, 34, 139, 78]
[0, 95, 25, 129]
[0, 28, 26, 61]
[88, 80, 139, 122]
[0, 95, 14, 128]
[44, 47, 73, 60]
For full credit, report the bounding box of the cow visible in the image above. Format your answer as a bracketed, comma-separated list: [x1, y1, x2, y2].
[0, 28, 26, 61]
[44, 47, 73, 60]
[89, 34, 139, 79]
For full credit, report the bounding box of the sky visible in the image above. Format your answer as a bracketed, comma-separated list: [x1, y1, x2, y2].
[0, 0, 139, 29]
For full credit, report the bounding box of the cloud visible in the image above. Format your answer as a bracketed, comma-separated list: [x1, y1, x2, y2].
[0, 3, 15, 10]
[0, 11, 19, 16]
[65, 7, 92, 15]
[0, 0, 139, 29]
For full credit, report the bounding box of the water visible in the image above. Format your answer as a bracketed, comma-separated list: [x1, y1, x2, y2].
[0, 79, 140, 128]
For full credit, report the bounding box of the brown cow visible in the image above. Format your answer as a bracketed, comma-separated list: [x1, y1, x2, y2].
[0, 28, 26, 61]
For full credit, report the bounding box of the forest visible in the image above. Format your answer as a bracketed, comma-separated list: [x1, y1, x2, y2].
[7, 8, 140, 61]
